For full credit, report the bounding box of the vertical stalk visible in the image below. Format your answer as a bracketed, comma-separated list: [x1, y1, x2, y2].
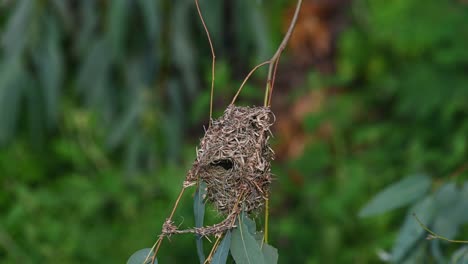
[264, 0, 303, 107]
[263, 0, 303, 244]
[195, 0, 216, 124]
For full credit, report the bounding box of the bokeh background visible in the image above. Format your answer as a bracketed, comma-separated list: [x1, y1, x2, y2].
[1, 0, 468, 263]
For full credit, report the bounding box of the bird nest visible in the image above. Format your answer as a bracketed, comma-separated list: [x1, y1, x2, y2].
[186, 105, 275, 214]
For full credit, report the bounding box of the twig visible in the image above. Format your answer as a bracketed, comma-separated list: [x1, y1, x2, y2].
[413, 213, 468, 243]
[204, 234, 223, 264]
[145, 187, 188, 263]
[263, 0, 303, 244]
[263, 195, 270, 244]
[230, 61, 271, 105]
[146, 236, 163, 264]
[268, 55, 281, 107]
[195, 0, 216, 124]
[264, 0, 302, 107]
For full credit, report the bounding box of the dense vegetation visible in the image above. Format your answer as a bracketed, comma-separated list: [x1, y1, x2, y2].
[0, 0, 467, 263]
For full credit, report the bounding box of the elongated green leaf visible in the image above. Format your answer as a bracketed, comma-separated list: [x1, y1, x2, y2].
[243, 213, 256, 235]
[211, 231, 232, 264]
[137, 0, 160, 40]
[244, 1, 271, 61]
[460, 182, 468, 222]
[76, 38, 111, 106]
[50, 0, 72, 28]
[34, 16, 63, 129]
[401, 240, 427, 264]
[124, 134, 142, 176]
[107, 0, 128, 59]
[451, 246, 468, 264]
[230, 214, 265, 264]
[171, 1, 198, 96]
[359, 174, 431, 217]
[2, 0, 34, 56]
[430, 240, 444, 263]
[0, 58, 24, 145]
[194, 181, 207, 263]
[76, 39, 108, 92]
[25, 75, 45, 148]
[433, 183, 460, 240]
[262, 243, 278, 264]
[126, 248, 157, 264]
[75, 0, 98, 55]
[106, 99, 141, 149]
[391, 195, 435, 262]
[194, 181, 207, 228]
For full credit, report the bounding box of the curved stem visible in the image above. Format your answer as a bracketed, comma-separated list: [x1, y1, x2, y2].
[264, 0, 302, 107]
[268, 55, 281, 107]
[230, 61, 271, 105]
[413, 213, 468, 243]
[146, 187, 187, 263]
[195, 0, 216, 124]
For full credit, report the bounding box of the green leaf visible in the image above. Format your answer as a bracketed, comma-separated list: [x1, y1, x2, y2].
[194, 181, 207, 228]
[194, 181, 207, 263]
[433, 183, 461, 240]
[50, 0, 72, 28]
[34, 16, 63, 129]
[137, 0, 160, 40]
[2, 0, 34, 56]
[25, 76, 45, 148]
[242, 213, 256, 235]
[106, 99, 142, 149]
[460, 182, 468, 222]
[430, 240, 444, 264]
[171, 1, 198, 96]
[75, 0, 98, 55]
[230, 214, 265, 264]
[0, 57, 23, 144]
[359, 174, 431, 217]
[211, 231, 232, 264]
[262, 243, 278, 264]
[126, 248, 156, 264]
[451, 246, 468, 264]
[76, 38, 111, 106]
[400, 240, 427, 264]
[391, 195, 435, 263]
[242, 1, 271, 61]
[107, 0, 129, 59]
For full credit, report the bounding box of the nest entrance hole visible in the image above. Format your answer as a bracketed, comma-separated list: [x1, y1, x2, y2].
[211, 159, 233, 170]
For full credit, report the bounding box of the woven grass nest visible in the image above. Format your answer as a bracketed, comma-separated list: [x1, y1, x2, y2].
[186, 105, 275, 214]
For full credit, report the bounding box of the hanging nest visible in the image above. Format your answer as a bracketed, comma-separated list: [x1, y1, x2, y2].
[186, 105, 275, 214]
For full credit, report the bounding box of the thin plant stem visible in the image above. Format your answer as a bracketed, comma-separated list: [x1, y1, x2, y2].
[413, 213, 468, 243]
[195, 0, 216, 124]
[264, 196, 269, 244]
[204, 234, 223, 264]
[146, 187, 188, 263]
[230, 61, 271, 105]
[169, 187, 187, 220]
[263, 0, 303, 244]
[204, 190, 245, 263]
[264, 0, 302, 107]
[268, 54, 281, 107]
[149, 236, 163, 264]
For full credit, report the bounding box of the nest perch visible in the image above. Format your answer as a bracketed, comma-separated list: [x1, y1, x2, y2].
[186, 105, 275, 214]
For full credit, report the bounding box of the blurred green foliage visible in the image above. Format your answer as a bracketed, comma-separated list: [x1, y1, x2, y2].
[1, 0, 467, 263]
[275, 0, 468, 263]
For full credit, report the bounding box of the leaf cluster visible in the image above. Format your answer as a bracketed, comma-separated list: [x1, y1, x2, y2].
[360, 175, 468, 262]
